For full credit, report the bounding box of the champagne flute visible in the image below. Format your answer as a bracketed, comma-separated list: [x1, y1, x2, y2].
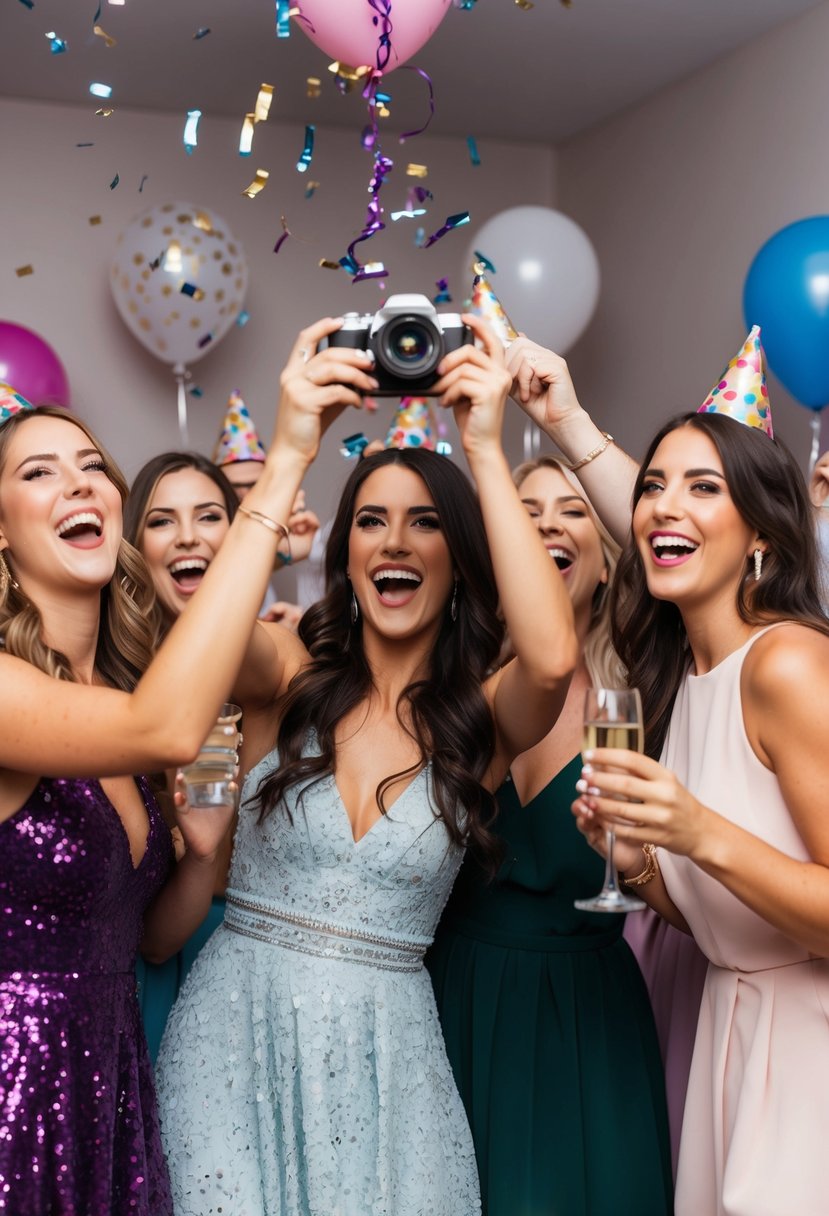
[574, 687, 646, 913]
[179, 702, 242, 809]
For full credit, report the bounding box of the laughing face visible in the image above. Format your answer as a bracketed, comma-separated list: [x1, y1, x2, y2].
[139, 467, 231, 620]
[0, 414, 123, 597]
[633, 425, 760, 612]
[517, 464, 607, 618]
[347, 463, 454, 647]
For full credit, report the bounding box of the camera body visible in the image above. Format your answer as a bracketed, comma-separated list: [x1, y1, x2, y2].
[326, 294, 472, 396]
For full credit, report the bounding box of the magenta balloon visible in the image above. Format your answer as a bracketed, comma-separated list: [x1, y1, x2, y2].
[298, 0, 452, 72]
[0, 322, 70, 408]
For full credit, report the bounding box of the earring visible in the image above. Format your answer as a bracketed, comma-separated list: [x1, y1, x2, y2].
[753, 548, 764, 581]
[350, 589, 360, 625]
[0, 552, 18, 598]
[450, 580, 458, 622]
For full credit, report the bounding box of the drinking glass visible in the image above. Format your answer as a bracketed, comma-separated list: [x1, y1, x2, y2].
[574, 687, 646, 913]
[179, 702, 242, 809]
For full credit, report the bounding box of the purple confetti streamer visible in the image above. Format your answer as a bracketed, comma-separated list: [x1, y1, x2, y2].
[197, 332, 213, 349]
[368, 0, 393, 73]
[397, 66, 436, 142]
[422, 212, 470, 249]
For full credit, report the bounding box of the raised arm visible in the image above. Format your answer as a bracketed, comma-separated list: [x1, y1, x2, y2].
[0, 320, 378, 779]
[505, 336, 638, 547]
[433, 316, 578, 782]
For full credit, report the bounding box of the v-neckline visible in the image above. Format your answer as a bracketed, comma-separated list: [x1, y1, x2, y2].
[98, 776, 155, 873]
[332, 764, 427, 846]
[506, 754, 582, 812]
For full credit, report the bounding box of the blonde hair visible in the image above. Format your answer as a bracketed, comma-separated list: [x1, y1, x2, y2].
[512, 455, 626, 689]
[0, 407, 156, 690]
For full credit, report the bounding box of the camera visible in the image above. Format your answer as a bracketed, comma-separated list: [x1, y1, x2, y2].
[326, 294, 472, 396]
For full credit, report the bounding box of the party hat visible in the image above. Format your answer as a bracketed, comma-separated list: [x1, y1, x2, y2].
[469, 268, 518, 346]
[212, 390, 267, 465]
[697, 326, 773, 438]
[0, 382, 34, 426]
[385, 398, 437, 450]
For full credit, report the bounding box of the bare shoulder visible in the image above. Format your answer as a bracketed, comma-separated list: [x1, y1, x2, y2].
[743, 622, 829, 703]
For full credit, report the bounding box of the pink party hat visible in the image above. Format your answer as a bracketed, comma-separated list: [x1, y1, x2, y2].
[212, 390, 267, 465]
[697, 326, 773, 438]
[469, 268, 519, 347]
[0, 382, 34, 426]
[385, 398, 437, 450]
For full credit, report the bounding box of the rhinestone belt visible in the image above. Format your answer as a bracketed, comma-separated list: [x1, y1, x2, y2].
[224, 892, 428, 973]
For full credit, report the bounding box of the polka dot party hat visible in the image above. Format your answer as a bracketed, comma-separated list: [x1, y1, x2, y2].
[385, 398, 437, 450]
[469, 268, 519, 347]
[697, 326, 773, 438]
[0, 383, 34, 427]
[212, 389, 267, 466]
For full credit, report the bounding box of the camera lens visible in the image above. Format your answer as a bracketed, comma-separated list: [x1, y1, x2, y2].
[374, 315, 440, 380]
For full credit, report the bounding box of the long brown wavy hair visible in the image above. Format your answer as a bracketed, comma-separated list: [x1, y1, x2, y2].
[0, 407, 155, 690]
[123, 450, 238, 648]
[255, 448, 506, 870]
[612, 411, 829, 759]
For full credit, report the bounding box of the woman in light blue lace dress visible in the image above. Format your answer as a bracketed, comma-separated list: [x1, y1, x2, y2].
[155, 315, 579, 1216]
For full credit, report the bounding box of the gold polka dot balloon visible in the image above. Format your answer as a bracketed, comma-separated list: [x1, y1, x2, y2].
[110, 201, 248, 368]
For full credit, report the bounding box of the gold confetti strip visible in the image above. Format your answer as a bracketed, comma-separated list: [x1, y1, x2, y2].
[15, 265, 34, 277]
[406, 164, 428, 178]
[515, 0, 534, 8]
[193, 210, 213, 233]
[319, 259, 341, 270]
[254, 84, 274, 123]
[306, 77, 321, 99]
[88, 215, 102, 226]
[242, 169, 270, 199]
[92, 24, 117, 47]
[378, 104, 390, 118]
[95, 107, 115, 117]
[326, 61, 372, 81]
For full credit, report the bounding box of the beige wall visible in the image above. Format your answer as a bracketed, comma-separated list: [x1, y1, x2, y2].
[558, 1, 829, 471]
[0, 97, 556, 523]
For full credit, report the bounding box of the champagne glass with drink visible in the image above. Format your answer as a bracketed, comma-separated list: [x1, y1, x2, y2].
[179, 702, 242, 809]
[574, 687, 646, 913]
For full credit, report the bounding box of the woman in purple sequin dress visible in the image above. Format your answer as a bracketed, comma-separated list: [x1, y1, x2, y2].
[0, 364, 337, 1215]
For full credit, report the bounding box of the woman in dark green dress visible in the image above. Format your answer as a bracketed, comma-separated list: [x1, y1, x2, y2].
[427, 457, 673, 1216]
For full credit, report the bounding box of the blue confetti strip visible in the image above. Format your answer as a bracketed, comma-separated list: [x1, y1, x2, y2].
[109, 172, 119, 190]
[467, 136, 480, 167]
[193, 26, 211, 39]
[46, 31, 68, 53]
[275, 0, 291, 36]
[433, 278, 452, 304]
[236, 310, 250, 327]
[92, 0, 101, 24]
[187, 385, 204, 398]
[474, 249, 496, 273]
[296, 125, 315, 173]
[89, 82, 112, 99]
[340, 433, 369, 459]
[18, 0, 35, 9]
[183, 109, 201, 155]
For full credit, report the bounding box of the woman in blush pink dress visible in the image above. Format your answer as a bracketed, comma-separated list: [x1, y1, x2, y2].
[573, 378, 829, 1216]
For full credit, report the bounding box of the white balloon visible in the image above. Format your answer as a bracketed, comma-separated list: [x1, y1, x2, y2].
[464, 206, 600, 354]
[110, 201, 248, 368]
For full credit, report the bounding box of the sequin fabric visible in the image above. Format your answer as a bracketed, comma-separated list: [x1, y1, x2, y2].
[156, 748, 481, 1216]
[0, 777, 174, 1215]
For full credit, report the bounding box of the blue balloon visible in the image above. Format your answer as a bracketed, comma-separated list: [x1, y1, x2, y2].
[743, 216, 829, 411]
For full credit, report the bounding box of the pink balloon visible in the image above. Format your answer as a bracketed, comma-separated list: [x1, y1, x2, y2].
[0, 322, 70, 408]
[297, 0, 452, 72]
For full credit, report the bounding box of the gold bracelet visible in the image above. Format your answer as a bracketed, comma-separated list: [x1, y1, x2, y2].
[568, 431, 613, 472]
[237, 506, 292, 563]
[622, 843, 659, 888]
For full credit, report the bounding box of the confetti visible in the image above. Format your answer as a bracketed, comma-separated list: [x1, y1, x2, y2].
[193, 210, 213, 232]
[46, 31, 68, 53]
[236, 310, 250, 327]
[433, 277, 452, 304]
[76, 141, 94, 147]
[340, 433, 369, 458]
[296, 125, 315, 173]
[239, 113, 255, 157]
[436, 440, 453, 456]
[180, 282, 204, 300]
[92, 24, 116, 46]
[138, 173, 148, 191]
[304, 180, 319, 199]
[391, 207, 426, 221]
[92, 1, 101, 21]
[273, 216, 294, 254]
[406, 164, 428, 178]
[473, 249, 496, 273]
[454, 0, 477, 8]
[197, 332, 213, 350]
[89, 82, 113, 99]
[515, 0, 534, 8]
[148, 251, 164, 270]
[423, 212, 470, 248]
[95, 107, 115, 117]
[183, 109, 201, 154]
[254, 85, 274, 124]
[109, 172, 119, 189]
[88, 215, 102, 225]
[17, 0, 34, 9]
[193, 26, 211, 38]
[188, 384, 204, 397]
[15, 265, 34, 277]
[306, 77, 321, 99]
[108, 0, 125, 6]
[415, 227, 425, 247]
[242, 169, 269, 198]
[275, 0, 291, 36]
[319, 259, 341, 271]
[466, 136, 480, 167]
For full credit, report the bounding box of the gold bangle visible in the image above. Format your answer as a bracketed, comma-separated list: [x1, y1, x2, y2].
[622, 843, 659, 888]
[237, 506, 292, 563]
[568, 431, 613, 472]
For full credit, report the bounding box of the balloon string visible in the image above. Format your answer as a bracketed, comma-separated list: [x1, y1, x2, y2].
[173, 362, 190, 446]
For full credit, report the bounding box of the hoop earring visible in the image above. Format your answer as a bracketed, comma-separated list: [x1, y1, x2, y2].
[753, 549, 763, 582]
[350, 589, 360, 625]
[450, 580, 458, 623]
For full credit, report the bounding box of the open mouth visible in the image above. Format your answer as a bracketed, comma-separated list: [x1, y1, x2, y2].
[55, 511, 103, 547]
[169, 557, 209, 593]
[649, 534, 699, 565]
[371, 567, 423, 606]
[547, 546, 574, 573]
